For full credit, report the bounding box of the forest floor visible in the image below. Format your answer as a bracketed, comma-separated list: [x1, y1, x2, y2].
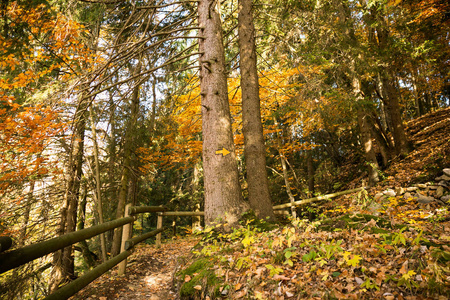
[72, 108, 450, 300]
[72, 238, 200, 300]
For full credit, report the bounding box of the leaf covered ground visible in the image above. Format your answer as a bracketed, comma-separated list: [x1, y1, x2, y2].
[176, 198, 449, 300]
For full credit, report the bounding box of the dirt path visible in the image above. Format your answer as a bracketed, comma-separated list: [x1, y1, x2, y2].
[72, 237, 199, 300]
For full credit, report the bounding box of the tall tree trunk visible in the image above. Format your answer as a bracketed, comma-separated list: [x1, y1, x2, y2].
[150, 74, 158, 133]
[238, 0, 274, 220]
[88, 106, 107, 262]
[191, 162, 202, 231]
[280, 154, 296, 218]
[111, 61, 141, 256]
[51, 90, 88, 291]
[306, 150, 315, 197]
[76, 183, 96, 268]
[106, 95, 117, 246]
[198, 0, 249, 226]
[379, 71, 410, 156]
[352, 75, 380, 186]
[366, 5, 410, 156]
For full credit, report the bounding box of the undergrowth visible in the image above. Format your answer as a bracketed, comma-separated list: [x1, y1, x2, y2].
[176, 203, 450, 299]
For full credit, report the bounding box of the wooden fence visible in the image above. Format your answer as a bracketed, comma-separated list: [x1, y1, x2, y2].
[0, 205, 167, 300]
[0, 186, 364, 300]
[154, 186, 366, 241]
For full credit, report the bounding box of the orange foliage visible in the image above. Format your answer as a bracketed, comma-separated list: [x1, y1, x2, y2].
[0, 103, 64, 195]
[139, 66, 338, 174]
[0, 2, 95, 195]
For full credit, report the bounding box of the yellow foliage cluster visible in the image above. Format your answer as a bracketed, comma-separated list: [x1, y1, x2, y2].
[139, 65, 344, 175]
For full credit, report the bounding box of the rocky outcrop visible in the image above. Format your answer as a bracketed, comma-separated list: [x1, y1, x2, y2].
[373, 168, 450, 205]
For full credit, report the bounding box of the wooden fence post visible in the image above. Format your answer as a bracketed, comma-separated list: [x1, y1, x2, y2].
[156, 213, 163, 248]
[118, 204, 132, 275]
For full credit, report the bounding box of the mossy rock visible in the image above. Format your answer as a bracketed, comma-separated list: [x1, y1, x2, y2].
[177, 258, 223, 299]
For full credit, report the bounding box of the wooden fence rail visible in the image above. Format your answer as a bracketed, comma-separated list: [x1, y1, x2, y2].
[272, 187, 366, 210]
[0, 216, 134, 274]
[1, 188, 364, 299]
[0, 205, 167, 300]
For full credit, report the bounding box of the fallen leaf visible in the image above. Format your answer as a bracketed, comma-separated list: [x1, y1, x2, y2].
[399, 260, 408, 275]
[273, 274, 290, 281]
[355, 277, 364, 285]
[184, 275, 191, 282]
[286, 291, 295, 298]
[234, 289, 247, 298]
[193, 285, 202, 290]
[383, 292, 395, 300]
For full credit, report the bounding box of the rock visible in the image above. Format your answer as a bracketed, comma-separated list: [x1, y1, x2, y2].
[395, 187, 405, 195]
[367, 202, 383, 216]
[443, 168, 450, 176]
[406, 186, 418, 192]
[438, 181, 449, 188]
[428, 185, 439, 190]
[384, 189, 396, 197]
[436, 175, 450, 181]
[441, 195, 450, 203]
[417, 183, 427, 189]
[436, 186, 444, 198]
[404, 192, 413, 200]
[374, 193, 385, 201]
[416, 192, 435, 204]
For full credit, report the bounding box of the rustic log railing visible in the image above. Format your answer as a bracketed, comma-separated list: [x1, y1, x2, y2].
[272, 187, 366, 210]
[0, 205, 167, 300]
[0, 187, 364, 299]
[154, 186, 365, 245]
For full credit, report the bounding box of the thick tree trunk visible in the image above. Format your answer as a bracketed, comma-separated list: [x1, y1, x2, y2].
[198, 0, 249, 226]
[366, 5, 410, 157]
[238, 0, 274, 220]
[352, 75, 380, 186]
[379, 72, 410, 156]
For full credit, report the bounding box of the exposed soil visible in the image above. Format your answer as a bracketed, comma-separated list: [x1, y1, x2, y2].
[71, 238, 199, 300]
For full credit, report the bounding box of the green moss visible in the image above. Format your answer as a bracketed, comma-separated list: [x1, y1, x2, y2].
[178, 258, 222, 299]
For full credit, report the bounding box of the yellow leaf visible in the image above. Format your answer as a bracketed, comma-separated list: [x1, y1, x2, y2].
[402, 270, 416, 280]
[193, 285, 202, 290]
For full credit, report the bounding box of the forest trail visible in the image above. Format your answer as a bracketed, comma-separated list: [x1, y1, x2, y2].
[72, 238, 199, 300]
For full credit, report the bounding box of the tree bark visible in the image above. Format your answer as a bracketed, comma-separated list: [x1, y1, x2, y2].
[352, 75, 380, 186]
[198, 0, 249, 226]
[366, 5, 410, 156]
[51, 89, 88, 292]
[238, 0, 274, 220]
[88, 106, 107, 263]
[111, 61, 141, 256]
[306, 150, 315, 197]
